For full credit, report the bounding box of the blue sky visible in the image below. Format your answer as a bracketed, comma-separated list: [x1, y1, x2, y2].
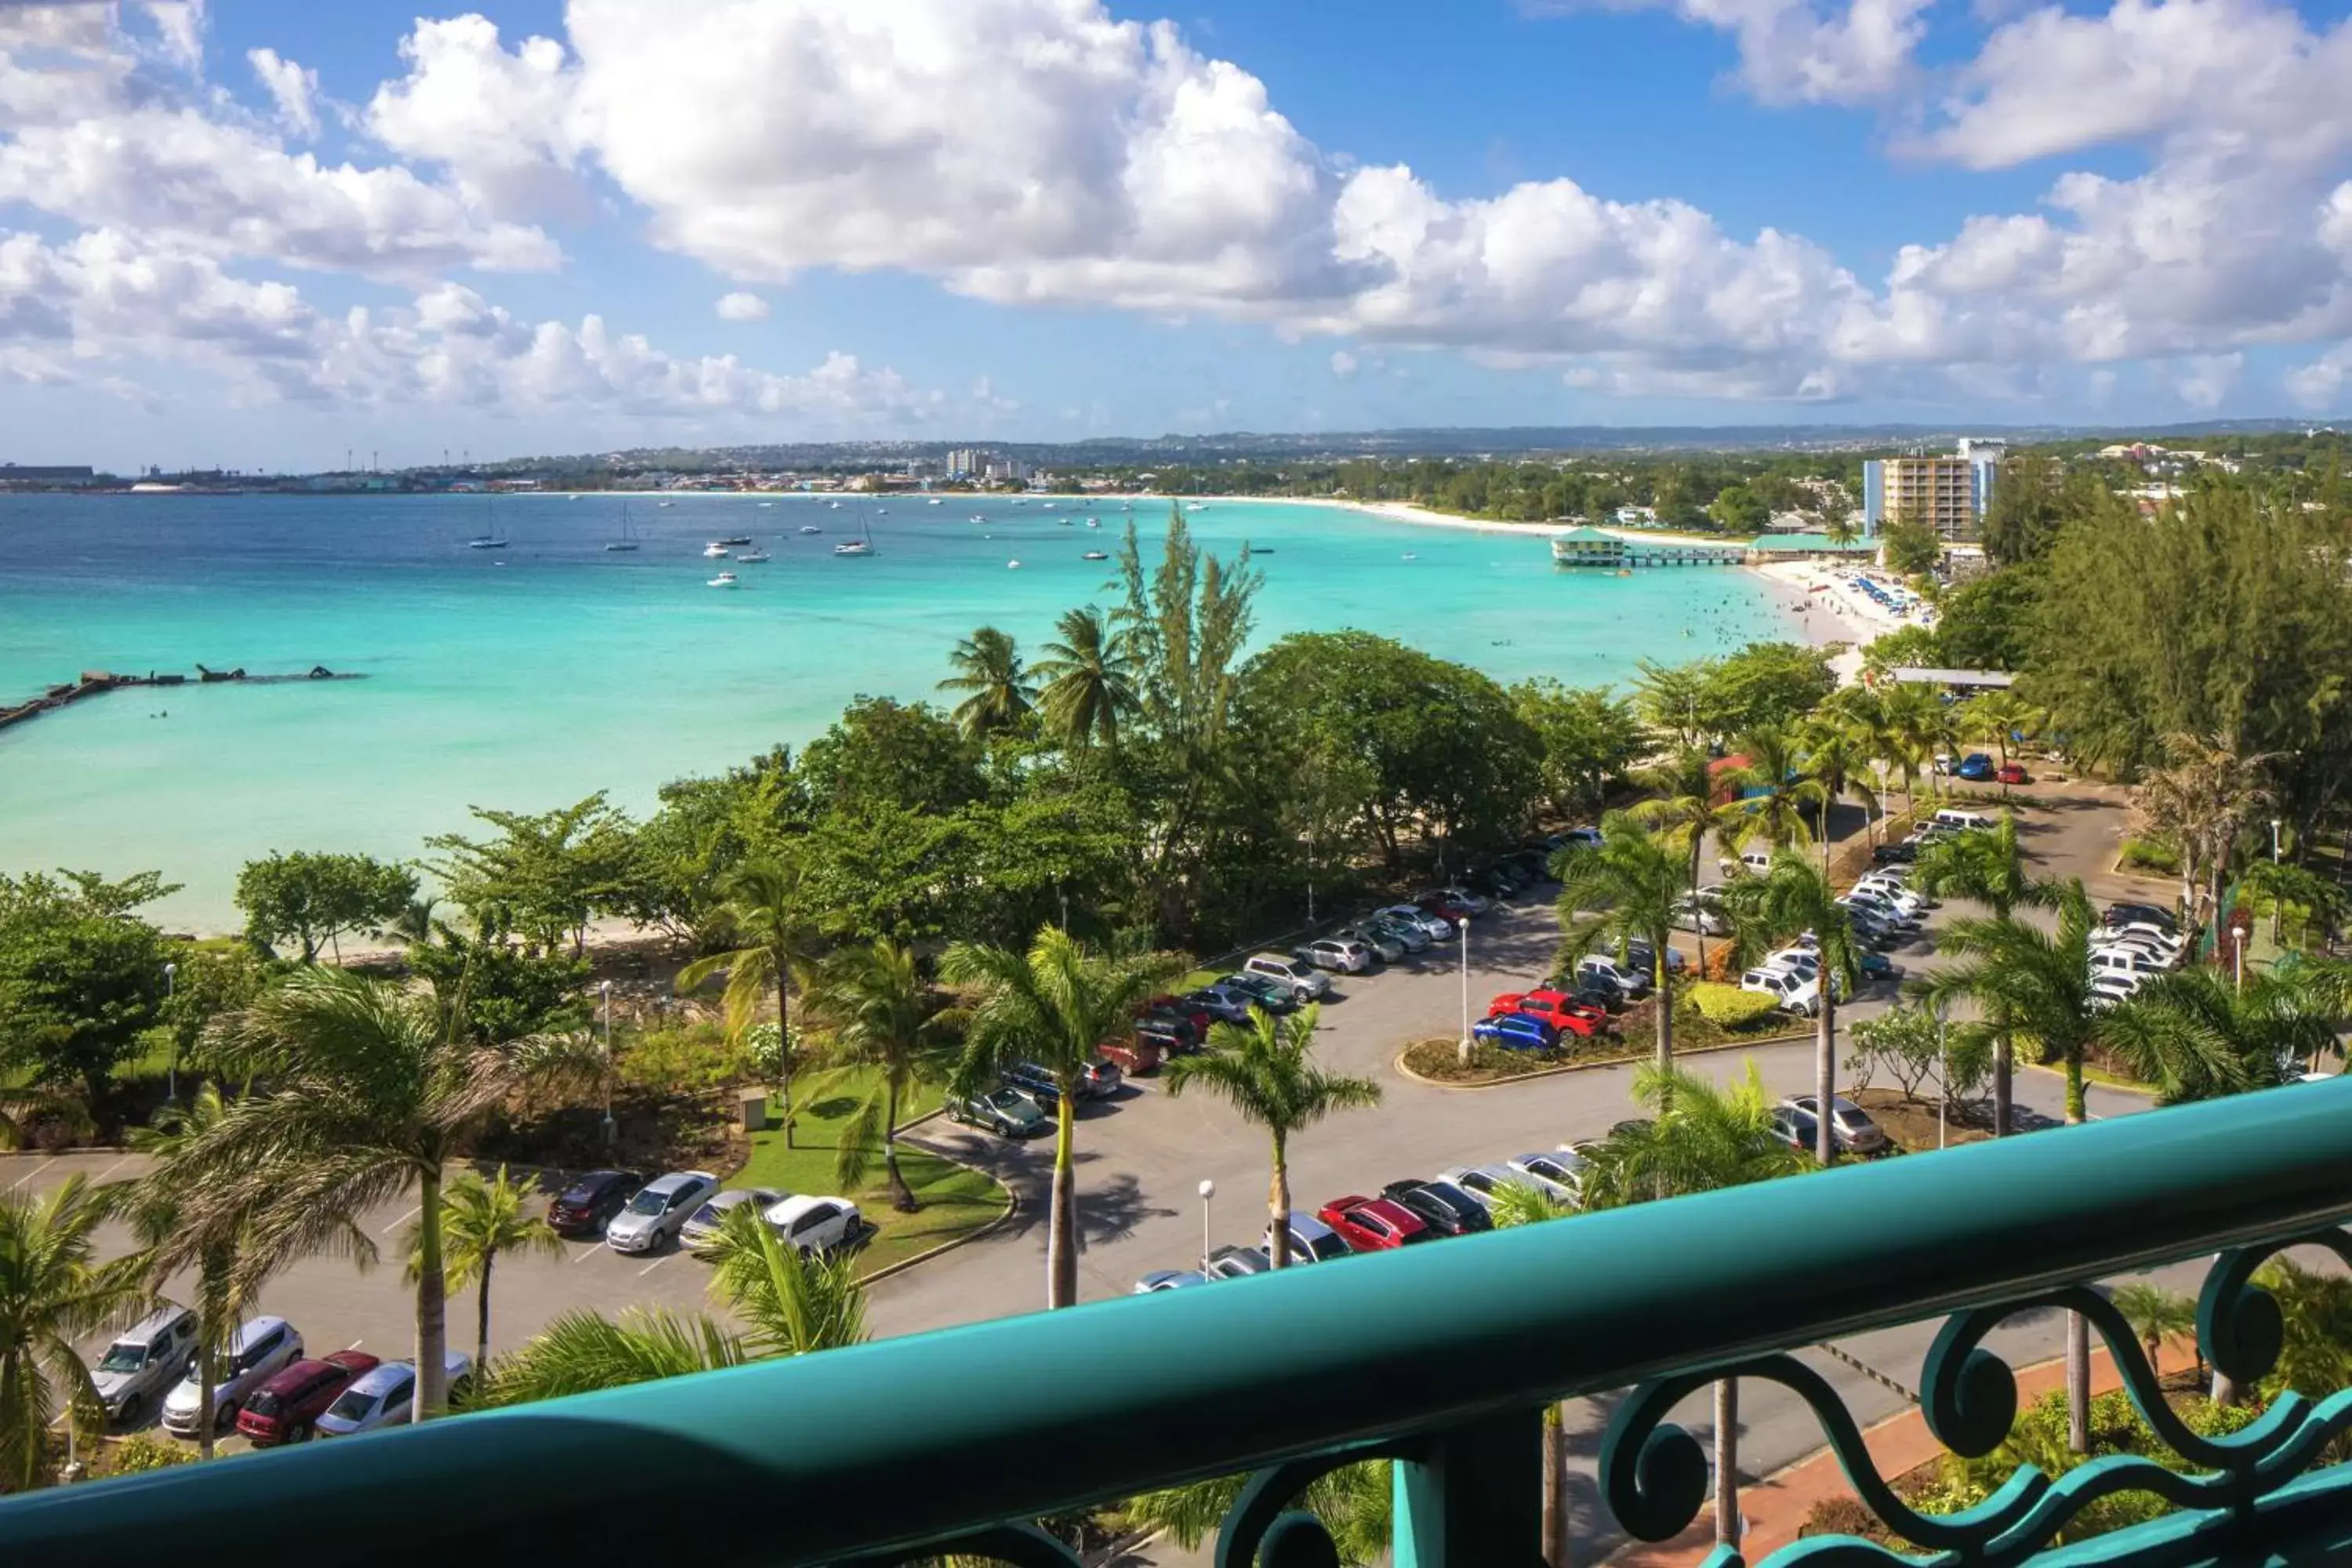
[0, 0, 2347, 469]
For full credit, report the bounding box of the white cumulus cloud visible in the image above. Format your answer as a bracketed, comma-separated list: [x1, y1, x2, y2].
[714, 290, 771, 321]
[247, 47, 318, 139]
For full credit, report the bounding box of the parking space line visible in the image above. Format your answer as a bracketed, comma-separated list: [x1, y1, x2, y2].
[89, 1155, 136, 1185]
[344, 1339, 364, 1351]
[635, 1253, 673, 1278]
[6, 1158, 55, 1192]
[571, 1243, 605, 1265]
[381, 1205, 420, 1236]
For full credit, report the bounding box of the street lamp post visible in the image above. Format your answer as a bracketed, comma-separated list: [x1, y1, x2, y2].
[162, 961, 178, 1104]
[2271, 818, 2282, 862]
[599, 980, 616, 1146]
[1197, 1179, 1214, 1272]
[1457, 914, 1472, 1064]
[1933, 997, 1949, 1151]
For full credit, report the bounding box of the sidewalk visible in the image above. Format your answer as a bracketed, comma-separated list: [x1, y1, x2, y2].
[1608, 1337, 2202, 1567]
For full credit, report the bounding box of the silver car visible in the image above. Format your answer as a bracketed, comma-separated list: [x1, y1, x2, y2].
[604, 1171, 720, 1254]
[1782, 1094, 1889, 1156]
[161, 1315, 302, 1437]
[681, 1188, 786, 1252]
[1338, 923, 1406, 963]
[1296, 938, 1373, 975]
[315, 1352, 474, 1437]
[90, 1303, 198, 1427]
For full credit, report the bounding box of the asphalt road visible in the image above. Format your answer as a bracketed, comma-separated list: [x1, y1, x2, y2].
[12, 777, 2210, 1553]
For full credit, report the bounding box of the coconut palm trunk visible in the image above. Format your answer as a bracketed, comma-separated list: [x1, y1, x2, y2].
[1815, 989, 1837, 1166]
[1543, 1403, 1567, 1567]
[196, 1246, 229, 1459]
[414, 1169, 449, 1418]
[1268, 1132, 1293, 1269]
[1715, 1377, 1740, 1549]
[775, 969, 796, 1149]
[474, 1253, 495, 1373]
[1047, 1091, 1079, 1308]
[880, 1076, 913, 1213]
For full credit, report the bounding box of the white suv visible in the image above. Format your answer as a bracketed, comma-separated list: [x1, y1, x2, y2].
[1741, 967, 1823, 1016]
[162, 1316, 302, 1437]
[1243, 953, 1330, 1000]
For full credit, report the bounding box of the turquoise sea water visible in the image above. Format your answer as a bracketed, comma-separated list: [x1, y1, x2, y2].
[0, 493, 1789, 931]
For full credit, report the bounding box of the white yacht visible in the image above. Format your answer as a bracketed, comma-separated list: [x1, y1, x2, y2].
[702, 543, 731, 558]
[707, 571, 739, 588]
[800, 525, 822, 535]
[833, 539, 873, 557]
[735, 548, 771, 563]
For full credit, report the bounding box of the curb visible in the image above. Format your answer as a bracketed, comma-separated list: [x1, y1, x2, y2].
[2024, 1059, 2158, 1098]
[1392, 1029, 1817, 1091]
[0, 1146, 136, 1160]
[855, 1182, 1021, 1287]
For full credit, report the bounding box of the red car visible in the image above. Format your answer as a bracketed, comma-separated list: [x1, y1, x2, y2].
[1415, 893, 1475, 926]
[1316, 1195, 1431, 1252]
[235, 1350, 379, 1446]
[1486, 989, 1604, 1038]
[1996, 763, 2030, 786]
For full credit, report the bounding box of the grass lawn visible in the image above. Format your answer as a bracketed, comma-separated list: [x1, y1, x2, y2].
[731, 1075, 1007, 1277]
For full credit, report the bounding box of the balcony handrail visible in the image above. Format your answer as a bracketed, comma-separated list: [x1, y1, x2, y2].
[9, 1080, 2352, 1564]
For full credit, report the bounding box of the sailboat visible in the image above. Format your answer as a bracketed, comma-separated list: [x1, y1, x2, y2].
[834, 508, 876, 557]
[603, 502, 641, 552]
[466, 495, 507, 549]
[735, 547, 771, 563]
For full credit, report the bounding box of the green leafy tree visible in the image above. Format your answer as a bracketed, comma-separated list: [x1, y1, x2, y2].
[1719, 853, 1864, 1164]
[157, 942, 269, 1083]
[800, 938, 959, 1210]
[1959, 691, 2043, 788]
[1908, 815, 2050, 1135]
[405, 917, 593, 1045]
[2253, 1258, 2352, 1403]
[677, 855, 825, 1147]
[1119, 1463, 1392, 1568]
[1708, 643, 1838, 734]
[942, 927, 1182, 1308]
[403, 1166, 564, 1373]
[163, 967, 596, 1423]
[423, 793, 641, 955]
[0, 905, 169, 1108]
[0, 1177, 145, 1492]
[1979, 451, 2072, 567]
[1163, 1004, 1381, 1269]
[1634, 658, 1736, 750]
[797, 698, 987, 819]
[1031, 607, 1140, 753]
[1881, 519, 1941, 577]
[937, 626, 1037, 740]
[2241, 859, 2347, 949]
[1555, 813, 1689, 1077]
[2130, 731, 2274, 932]
[2110, 1283, 2200, 1381]
[1719, 723, 1825, 856]
[1510, 678, 1645, 822]
[232, 851, 418, 962]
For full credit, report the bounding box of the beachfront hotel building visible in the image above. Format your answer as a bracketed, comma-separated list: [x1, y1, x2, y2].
[1861, 443, 1998, 540]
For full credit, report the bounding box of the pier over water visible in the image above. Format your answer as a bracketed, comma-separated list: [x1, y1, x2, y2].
[1549, 525, 1748, 567]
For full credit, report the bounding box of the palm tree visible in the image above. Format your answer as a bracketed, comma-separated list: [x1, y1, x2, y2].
[0, 1177, 145, 1492]
[2241, 858, 2347, 949]
[483, 1207, 866, 1406]
[1908, 815, 2051, 1136]
[677, 855, 824, 1148]
[2110, 1282, 2199, 1381]
[2131, 731, 2275, 931]
[1719, 724, 1825, 858]
[1032, 607, 1139, 753]
[800, 938, 958, 1211]
[1717, 854, 1863, 1166]
[1477, 1181, 1576, 1565]
[937, 626, 1036, 740]
[1878, 682, 1947, 814]
[1631, 747, 1732, 970]
[1921, 879, 2123, 1450]
[2253, 1258, 2352, 1403]
[1164, 1004, 1381, 1269]
[2102, 967, 2333, 1102]
[164, 967, 594, 1422]
[942, 927, 1182, 1308]
[1555, 812, 1690, 1076]
[404, 1166, 563, 1373]
[1824, 513, 1860, 551]
[1581, 1062, 1807, 1552]
[1798, 714, 1878, 872]
[1961, 691, 2042, 795]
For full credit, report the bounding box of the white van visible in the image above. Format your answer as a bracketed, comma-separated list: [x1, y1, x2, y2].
[1932, 808, 1995, 833]
[1719, 848, 1773, 877]
[2089, 946, 2167, 981]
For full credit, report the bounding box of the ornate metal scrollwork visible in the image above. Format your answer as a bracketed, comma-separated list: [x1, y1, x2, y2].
[1214, 1446, 1402, 1568]
[1599, 1229, 2352, 1568]
[836, 1520, 1085, 1568]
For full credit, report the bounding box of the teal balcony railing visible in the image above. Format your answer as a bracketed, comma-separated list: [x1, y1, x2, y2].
[12, 1080, 2352, 1566]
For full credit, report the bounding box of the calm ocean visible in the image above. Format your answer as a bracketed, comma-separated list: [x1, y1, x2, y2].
[0, 492, 1788, 931]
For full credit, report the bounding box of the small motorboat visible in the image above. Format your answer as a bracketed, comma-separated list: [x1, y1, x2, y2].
[466, 537, 507, 550]
[1082, 550, 1109, 561]
[800, 525, 822, 535]
[969, 515, 985, 523]
[702, 543, 732, 558]
[1085, 518, 1101, 529]
[735, 549, 771, 563]
[1011, 499, 1026, 506]
[1401, 552, 1417, 561]
[1043, 504, 1056, 511]
[707, 572, 739, 588]
[928, 498, 943, 506]
[829, 500, 841, 509]
[757, 501, 774, 507]
[658, 501, 676, 508]
[1007, 559, 1022, 570]
[717, 535, 753, 546]
[834, 539, 873, 557]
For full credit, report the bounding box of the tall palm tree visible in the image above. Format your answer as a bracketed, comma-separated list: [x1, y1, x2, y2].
[1961, 691, 2042, 795]
[2110, 1282, 2199, 1381]
[1909, 815, 2050, 1136]
[1798, 714, 1878, 872]
[2241, 859, 2347, 949]
[1630, 747, 1731, 970]
[165, 967, 593, 1422]
[482, 1207, 866, 1406]
[678, 855, 824, 1148]
[1581, 1062, 1807, 1552]
[2131, 731, 2275, 930]
[2102, 967, 2334, 1102]
[0, 1178, 146, 1492]
[1031, 607, 1139, 753]
[1921, 879, 2122, 1450]
[1717, 853, 1864, 1166]
[1878, 682, 1946, 814]
[403, 1166, 563, 1373]
[937, 626, 1036, 740]
[942, 927, 1182, 1308]
[129, 1083, 373, 1458]
[801, 938, 959, 1211]
[1719, 724, 1825, 858]
[1163, 1004, 1381, 1269]
[1555, 813, 1690, 1076]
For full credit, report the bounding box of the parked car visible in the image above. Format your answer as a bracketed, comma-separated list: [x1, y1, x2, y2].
[1852, 877, 1930, 916]
[546, 1169, 646, 1236]
[92, 1303, 198, 1428]
[1719, 848, 1774, 877]
[1671, 893, 1730, 936]
[1769, 1103, 1819, 1152]
[1205, 1244, 1272, 1279]
[1007, 1057, 1124, 1103]
[1472, 1013, 1558, 1052]
[2088, 974, 2143, 1009]
[315, 1352, 473, 1438]
[1316, 1195, 1430, 1251]
[1134, 1269, 1208, 1293]
[1414, 892, 1479, 927]
[1219, 972, 1303, 1014]
[1574, 954, 1650, 1000]
[1336, 922, 1405, 964]
[1295, 937, 1374, 975]
[1954, 753, 1996, 782]
[1840, 891, 1921, 931]
[680, 1188, 785, 1252]
[1242, 953, 1330, 1001]
[1441, 1163, 1574, 1209]
[2105, 902, 2178, 934]
[237, 1350, 380, 1447]
[762, 1194, 863, 1255]
[1858, 951, 1904, 983]
[1146, 993, 1215, 1037]
[1565, 979, 1628, 1014]
[1100, 1031, 1170, 1076]
[1265, 1210, 1355, 1265]
[946, 1085, 1051, 1138]
[1740, 967, 1822, 1016]
[1932, 808, 1996, 833]
[162, 1316, 303, 1437]
[1509, 1151, 1588, 1204]
[1366, 913, 1433, 953]
[1426, 884, 1493, 916]
[1617, 938, 1686, 976]
[1185, 984, 1257, 1024]
[1780, 1094, 1889, 1156]
[1380, 904, 1457, 942]
[2089, 946, 2170, 981]
[1995, 762, 2031, 786]
[1379, 1179, 1493, 1236]
[604, 1171, 721, 1254]
[1486, 989, 1604, 1038]
[1871, 840, 1918, 865]
[1552, 826, 1605, 852]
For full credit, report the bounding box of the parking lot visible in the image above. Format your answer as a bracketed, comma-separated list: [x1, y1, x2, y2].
[9, 777, 2187, 1550]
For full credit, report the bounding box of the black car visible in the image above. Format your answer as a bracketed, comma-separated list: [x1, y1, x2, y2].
[1495, 850, 1551, 884]
[1871, 840, 1918, 865]
[546, 1170, 645, 1236]
[1380, 1179, 1493, 1237]
[1138, 1008, 1203, 1050]
[1468, 866, 1523, 900]
[2104, 902, 2178, 933]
